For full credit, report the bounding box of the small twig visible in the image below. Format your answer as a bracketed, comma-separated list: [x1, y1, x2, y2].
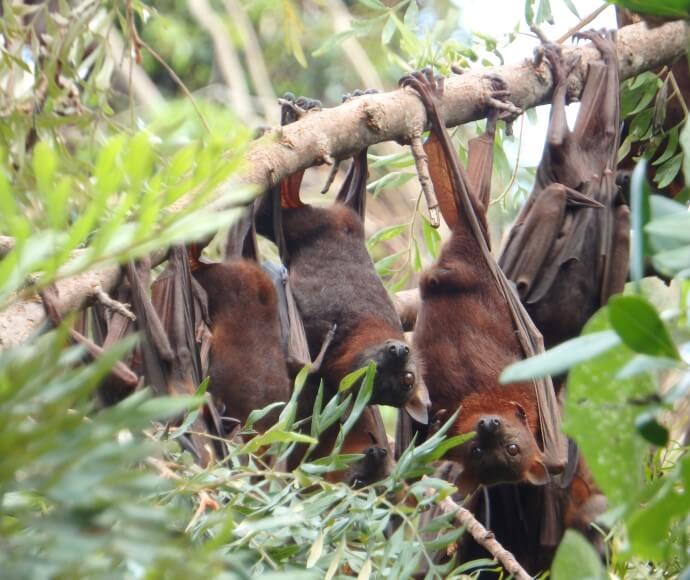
[667, 70, 690, 120]
[491, 114, 525, 207]
[556, 4, 610, 45]
[94, 285, 136, 321]
[185, 490, 221, 532]
[423, 477, 531, 580]
[320, 159, 342, 194]
[146, 456, 183, 480]
[409, 134, 440, 228]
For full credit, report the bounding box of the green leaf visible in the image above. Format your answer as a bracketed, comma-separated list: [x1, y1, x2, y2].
[312, 29, 359, 57]
[629, 158, 652, 289]
[341, 362, 375, 435]
[610, 0, 690, 18]
[367, 171, 414, 196]
[358, 0, 386, 10]
[500, 330, 621, 383]
[381, 15, 396, 46]
[627, 454, 690, 560]
[535, 0, 553, 24]
[608, 295, 680, 360]
[564, 308, 655, 505]
[367, 223, 407, 250]
[32, 142, 57, 197]
[635, 412, 669, 446]
[652, 126, 679, 166]
[422, 216, 441, 259]
[654, 152, 683, 189]
[551, 530, 606, 580]
[338, 366, 368, 393]
[240, 428, 317, 455]
[652, 244, 690, 276]
[561, 0, 580, 18]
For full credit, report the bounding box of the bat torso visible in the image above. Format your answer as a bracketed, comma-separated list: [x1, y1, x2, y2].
[193, 260, 291, 427]
[281, 203, 405, 385]
[415, 223, 541, 439]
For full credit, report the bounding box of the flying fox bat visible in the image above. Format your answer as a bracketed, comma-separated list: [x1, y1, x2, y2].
[399, 68, 567, 493]
[255, 94, 429, 426]
[499, 33, 629, 367]
[243, 93, 414, 484]
[188, 206, 292, 434]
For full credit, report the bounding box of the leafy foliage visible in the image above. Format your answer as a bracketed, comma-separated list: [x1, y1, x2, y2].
[2, 0, 690, 578]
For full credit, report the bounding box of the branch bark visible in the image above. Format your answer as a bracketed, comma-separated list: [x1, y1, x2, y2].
[0, 20, 687, 350]
[239, 20, 688, 193]
[423, 477, 531, 580]
[0, 249, 167, 350]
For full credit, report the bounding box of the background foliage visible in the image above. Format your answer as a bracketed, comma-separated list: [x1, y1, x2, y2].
[0, 0, 688, 578]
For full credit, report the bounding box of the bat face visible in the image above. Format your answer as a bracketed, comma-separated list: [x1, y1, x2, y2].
[450, 401, 549, 489]
[348, 446, 395, 488]
[193, 260, 291, 429]
[355, 339, 417, 406]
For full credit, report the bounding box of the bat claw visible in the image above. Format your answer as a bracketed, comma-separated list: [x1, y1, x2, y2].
[573, 29, 616, 62]
[483, 73, 521, 124]
[399, 67, 445, 102]
[278, 93, 322, 123]
[342, 88, 379, 103]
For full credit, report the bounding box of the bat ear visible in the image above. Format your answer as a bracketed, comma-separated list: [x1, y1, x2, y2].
[225, 205, 259, 262]
[404, 380, 431, 424]
[511, 401, 528, 423]
[335, 148, 368, 221]
[525, 458, 550, 486]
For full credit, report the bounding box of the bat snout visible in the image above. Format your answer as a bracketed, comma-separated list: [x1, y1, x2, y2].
[477, 415, 502, 435]
[384, 339, 410, 363]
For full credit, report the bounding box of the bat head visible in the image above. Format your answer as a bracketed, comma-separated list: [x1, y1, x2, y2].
[348, 445, 395, 488]
[356, 339, 429, 423]
[450, 401, 549, 491]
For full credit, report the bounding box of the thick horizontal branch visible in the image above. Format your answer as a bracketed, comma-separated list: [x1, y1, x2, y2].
[0, 249, 167, 350]
[240, 20, 688, 192]
[0, 20, 687, 350]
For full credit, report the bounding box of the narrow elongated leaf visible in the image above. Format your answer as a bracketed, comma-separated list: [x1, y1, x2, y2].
[500, 330, 621, 383]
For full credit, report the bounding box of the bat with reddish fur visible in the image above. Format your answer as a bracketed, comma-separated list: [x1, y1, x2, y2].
[254, 95, 429, 426]
[400, 68, 566, 494]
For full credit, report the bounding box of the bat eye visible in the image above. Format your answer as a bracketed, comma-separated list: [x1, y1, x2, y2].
[506, 443, 520, 457]
[471, 446, 483, 458]
[401, 371, 415, 389]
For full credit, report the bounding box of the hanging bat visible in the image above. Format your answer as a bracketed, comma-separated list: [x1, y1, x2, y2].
[255, 95, 429, 426]
[499, 33, 629, 369]
[244, 93, 407, 484]
[123, 251, 222, 466]
[189, 207, 292, 434]
[400, 68, 567, 495]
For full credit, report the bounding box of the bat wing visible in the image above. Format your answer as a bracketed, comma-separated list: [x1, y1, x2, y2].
[335, 148, 369, 221]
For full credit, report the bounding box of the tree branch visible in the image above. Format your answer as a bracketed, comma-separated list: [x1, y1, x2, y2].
[0, 20, 687, 350]
[239, 20, 688, 193]
[423, 477, 531, 580]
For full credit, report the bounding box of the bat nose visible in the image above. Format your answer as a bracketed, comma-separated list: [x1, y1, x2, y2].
[366, 447, 387, 460]
[385, 340, 410, 362]
[477, 416, 501, 435]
